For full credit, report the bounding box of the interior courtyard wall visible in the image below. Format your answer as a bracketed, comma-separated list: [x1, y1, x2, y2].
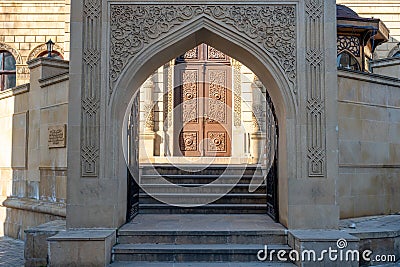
[336, 0, 400, 59]
[338, 70, 400, 218]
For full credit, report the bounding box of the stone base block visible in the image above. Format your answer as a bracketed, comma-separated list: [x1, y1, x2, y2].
[48, 229, 116, 267]
[24, 220, 66, 267]
[288, 230, 359, 267]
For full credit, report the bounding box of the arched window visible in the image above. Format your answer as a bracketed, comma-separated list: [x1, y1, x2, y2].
[337, 51, 360, 71]
[393, 51, 400, 58]
[0, 50, 16, 91]
[37, 50, 63, 60]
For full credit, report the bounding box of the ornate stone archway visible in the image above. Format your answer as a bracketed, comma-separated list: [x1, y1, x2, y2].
[67, 0, 339, 230]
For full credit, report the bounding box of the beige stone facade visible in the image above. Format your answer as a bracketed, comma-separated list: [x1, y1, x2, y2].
[0, 0, 70, 86]
[0, 0, 399, 265]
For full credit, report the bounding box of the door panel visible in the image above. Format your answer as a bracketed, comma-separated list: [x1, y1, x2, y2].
[204, 67, 232, 157]
[174, 44, 232, 157]
[174, 65, 204, 157]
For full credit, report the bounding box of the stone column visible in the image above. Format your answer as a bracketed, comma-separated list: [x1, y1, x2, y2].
[139, 76, 156, 162]
[250, 77, 267, 164]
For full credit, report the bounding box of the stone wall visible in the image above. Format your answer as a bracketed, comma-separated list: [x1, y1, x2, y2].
[338, 70, 400, 218]
[371, 58, 400, 78]
[0, 58, 68, 239]
[337, 0, 400, 59]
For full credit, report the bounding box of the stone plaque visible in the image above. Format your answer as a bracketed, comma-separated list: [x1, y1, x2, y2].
[48, 125, 66, 148]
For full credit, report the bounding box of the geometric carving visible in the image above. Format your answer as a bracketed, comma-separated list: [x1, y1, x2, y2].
[305, 0, 323, 20]
[305, 0, 326, 177]
[109, 4, 297, 95]
[182, 70, 199, 124]
[83, 49, 100, 68]
[81, 0, 102, 177]
[207, 132, 226, 152]
[306, 49, 324, 68]
[180, 132, 198, 151]
[208, 70, 226, 124]
[337, 35, 360, 57]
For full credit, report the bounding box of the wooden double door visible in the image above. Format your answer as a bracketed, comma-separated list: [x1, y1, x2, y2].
[174, 44, 232, 157]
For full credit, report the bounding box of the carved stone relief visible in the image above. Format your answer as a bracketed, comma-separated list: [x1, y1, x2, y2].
[81, 0, 101, 177]
[109, 4, 297, 96]
[0, 42, 23, 64]
[305, 0, 326, 177]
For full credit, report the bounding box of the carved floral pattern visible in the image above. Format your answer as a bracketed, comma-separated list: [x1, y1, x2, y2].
[109, 4, 296, 95]
[208, 46, 227, 60]
[180, 47, 198, 60]
[233, 60, 242, 126]
[180, 132, 198, 151]
[337, 35, 360, 57]
[182, 70, 198, 123]
[207, 132, 226, 152]
[208, 70, 226, 123]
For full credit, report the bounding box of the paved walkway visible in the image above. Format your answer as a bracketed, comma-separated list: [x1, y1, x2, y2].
[0, 236, 24, 267]
[1, 215, 400, 266]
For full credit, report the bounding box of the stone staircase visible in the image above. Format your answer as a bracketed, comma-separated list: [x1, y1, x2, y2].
[138, 164, 268, 214]
[111, 214, 293, 265]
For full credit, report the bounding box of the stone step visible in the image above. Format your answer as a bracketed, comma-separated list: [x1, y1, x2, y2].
[139, 184, 266, 194]
[139, 204, 268, 214]
[112, 243, 291, 262]
[117, 230, 287, 245]
[139, 193, 267, 205]
[139, 174, 265, 185]
[141, 165, 263, 176]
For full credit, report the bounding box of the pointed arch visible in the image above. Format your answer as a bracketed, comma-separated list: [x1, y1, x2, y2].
[106, 17, 298, 227]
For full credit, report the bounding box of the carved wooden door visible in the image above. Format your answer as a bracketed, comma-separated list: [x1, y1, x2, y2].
[174, 44, 232, 157]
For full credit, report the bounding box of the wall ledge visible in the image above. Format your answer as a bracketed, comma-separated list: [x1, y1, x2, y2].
[371, 57, 400, 68]
[2, 197, 66, 217]
[0, 84, 30, 100]
[39, 72, 69, 88]
[27, 57, 69, 70]
[338, 69, 400, 88]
